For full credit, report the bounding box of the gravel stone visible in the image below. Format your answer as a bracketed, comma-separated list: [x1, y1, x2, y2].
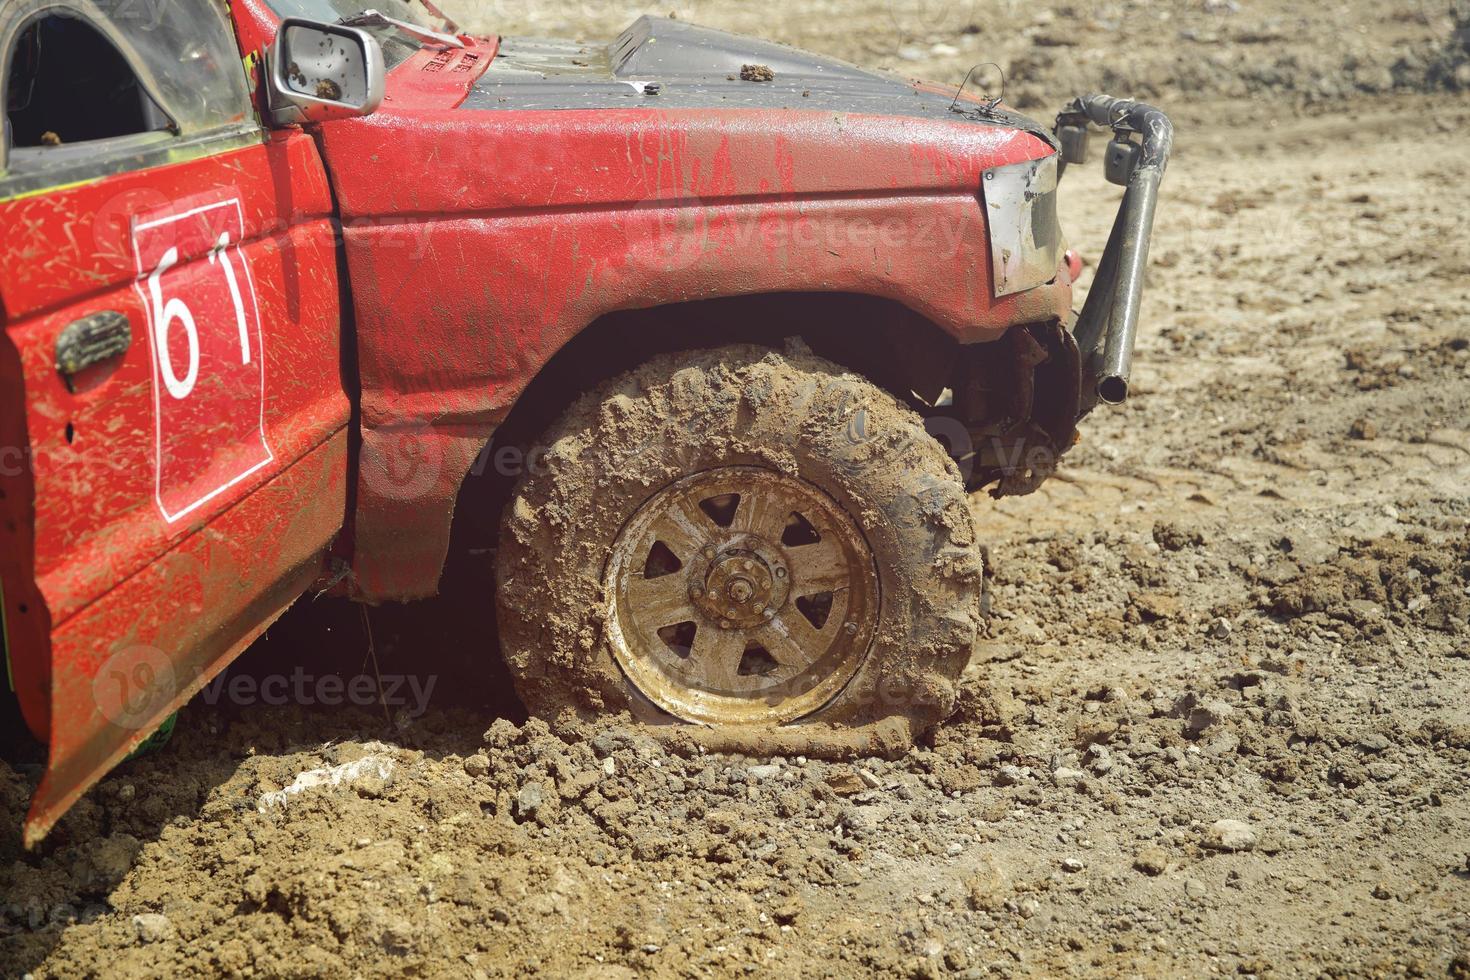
[1203, 819, 1258, 852]
[131, 913, 174, 944]
[1134, 846, 1169, 876]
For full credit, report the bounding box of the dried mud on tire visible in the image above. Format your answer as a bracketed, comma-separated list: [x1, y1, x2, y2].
[494, 342, 984, 737]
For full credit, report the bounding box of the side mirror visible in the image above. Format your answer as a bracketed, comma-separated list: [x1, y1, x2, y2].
[266, 19, 384, 126]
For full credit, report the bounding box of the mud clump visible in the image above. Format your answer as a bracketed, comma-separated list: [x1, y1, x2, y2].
[739, 63, 775, 82]
[1153, 520, 1207, 552]
[1267, 533, 1470, 632]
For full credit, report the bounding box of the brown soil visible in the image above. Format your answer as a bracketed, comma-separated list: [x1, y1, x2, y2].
[4, 1, 1470, 976]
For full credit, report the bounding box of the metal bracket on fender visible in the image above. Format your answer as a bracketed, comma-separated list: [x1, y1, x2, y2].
[923, 319, 1082, 499]
[1055, 94, 1174, 409]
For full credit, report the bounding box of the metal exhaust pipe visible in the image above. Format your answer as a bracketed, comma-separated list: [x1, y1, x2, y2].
[1097, 165, 1162, 403]
[1055, 95, 1173, 407]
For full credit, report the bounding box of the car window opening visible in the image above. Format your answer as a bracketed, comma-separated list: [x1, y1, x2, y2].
[5, 15, 172, 149]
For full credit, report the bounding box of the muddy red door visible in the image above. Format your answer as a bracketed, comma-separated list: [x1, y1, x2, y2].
[0, 4, 350, 845]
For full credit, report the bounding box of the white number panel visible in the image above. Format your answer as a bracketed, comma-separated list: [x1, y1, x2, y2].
[130, 199, 272, 523]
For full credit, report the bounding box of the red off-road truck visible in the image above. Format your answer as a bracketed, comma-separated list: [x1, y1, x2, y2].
[0, 0, 1169, 845]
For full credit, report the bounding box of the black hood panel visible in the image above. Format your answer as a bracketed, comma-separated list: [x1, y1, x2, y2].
[462, 16, 1048, 140]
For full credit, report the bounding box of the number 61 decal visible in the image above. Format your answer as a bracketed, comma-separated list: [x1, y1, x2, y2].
[131, 199, 272, 523]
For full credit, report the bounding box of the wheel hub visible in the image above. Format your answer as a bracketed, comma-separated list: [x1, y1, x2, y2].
[687, 539, 790, 629]
[602, 466, 880, 726]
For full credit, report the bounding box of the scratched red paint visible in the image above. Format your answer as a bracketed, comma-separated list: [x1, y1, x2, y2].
[1, 0, 1072, 844]
[0, 129, 351, 845]
[315, 103, 1064, 597]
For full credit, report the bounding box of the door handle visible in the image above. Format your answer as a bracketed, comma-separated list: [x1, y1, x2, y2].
[55, 310, 131, 389]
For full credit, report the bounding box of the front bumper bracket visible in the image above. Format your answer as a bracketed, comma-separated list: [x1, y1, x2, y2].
[1056, 94, 1174, 408]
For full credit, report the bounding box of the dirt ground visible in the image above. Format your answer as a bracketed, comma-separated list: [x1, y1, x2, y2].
[4, 0, 1470, 976]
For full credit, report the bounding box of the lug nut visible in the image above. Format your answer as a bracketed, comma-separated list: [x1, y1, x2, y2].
[719, 619, 732, 630]
[775, 567, 787, 579]
[703, 546, 716, 558]
[844, 621, 857, 634]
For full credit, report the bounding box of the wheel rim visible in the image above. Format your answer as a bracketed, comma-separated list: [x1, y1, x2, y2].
[604, 466, 880, 725]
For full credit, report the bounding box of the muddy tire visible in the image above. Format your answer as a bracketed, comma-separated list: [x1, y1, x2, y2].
[494, 343, 983, 736]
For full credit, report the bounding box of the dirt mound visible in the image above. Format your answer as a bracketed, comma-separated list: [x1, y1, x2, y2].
[445, 0, 1470, 113]
[1266, 533, 1470, 631]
